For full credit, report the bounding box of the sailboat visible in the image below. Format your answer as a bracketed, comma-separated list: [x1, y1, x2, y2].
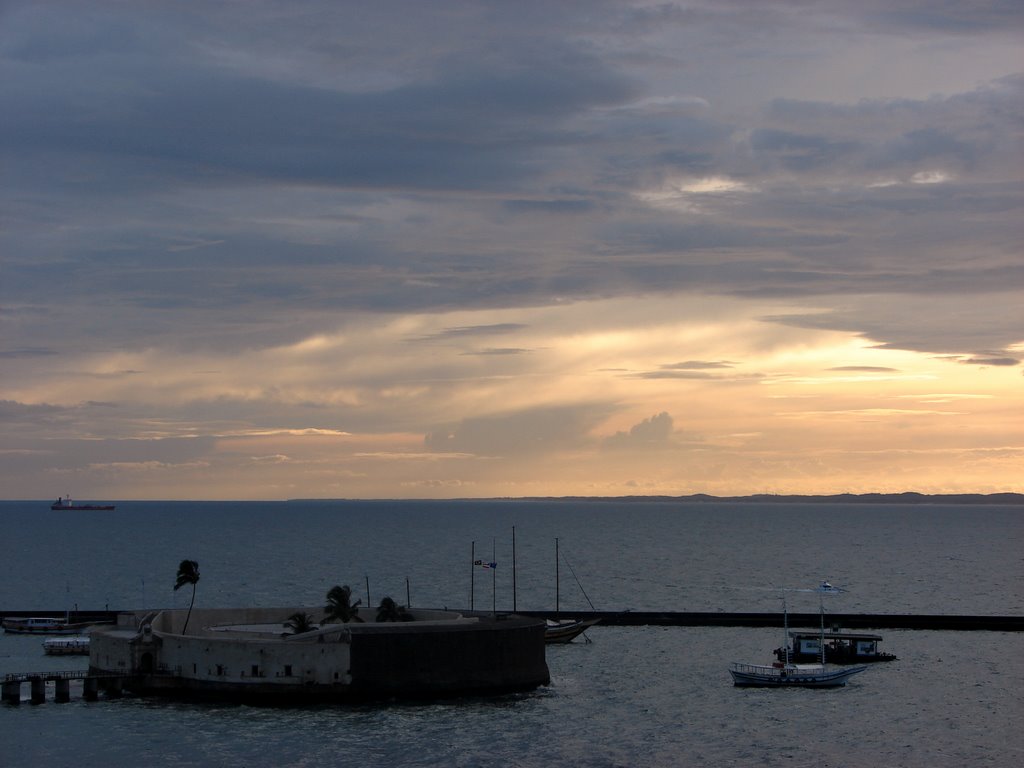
[544, 537, 600, 644]
[729, 585, 868, 687]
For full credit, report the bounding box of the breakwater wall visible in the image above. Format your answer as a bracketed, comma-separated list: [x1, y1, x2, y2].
[519, 611, 1024, 631]
[4, 610, 1021, 632]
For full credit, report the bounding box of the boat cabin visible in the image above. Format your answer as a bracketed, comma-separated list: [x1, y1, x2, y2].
[777, 630, 896, 664]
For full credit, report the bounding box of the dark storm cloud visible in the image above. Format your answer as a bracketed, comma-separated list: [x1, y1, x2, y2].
[859, 0, 1024, 33]
[0, 0, 1020, 363]
[1, 10, 634, 194]
[750, 129, 863, 172]
[763, 76, 1023, 180]
[0, 347, 57, 358]
[414, 325, 530, 342]
[0, 399, 65, 422]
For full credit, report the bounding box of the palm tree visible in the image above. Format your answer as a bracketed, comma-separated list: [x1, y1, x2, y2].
[173, 559, 200, 634]
[283, 611, 316, 635]
[376, 596, 413, 622]
[323, 584, 364, 623]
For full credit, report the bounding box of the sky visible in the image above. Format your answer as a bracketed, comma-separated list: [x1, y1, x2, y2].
[1, 1, 1022, 500]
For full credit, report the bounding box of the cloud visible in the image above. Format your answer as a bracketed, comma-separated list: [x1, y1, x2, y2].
[662, 361, 737, 370]
[0, 1, 1021, 498]
[959, 356, 1019, 367]
[603, 412, 675, 450]
[425, 404, 612, 457]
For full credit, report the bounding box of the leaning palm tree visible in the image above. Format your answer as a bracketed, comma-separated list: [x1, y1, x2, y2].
[323, 584, 364, 623]
[173, 559, 200, 634]
[283, 611, 316, 635]
[376, 596, 413, 622]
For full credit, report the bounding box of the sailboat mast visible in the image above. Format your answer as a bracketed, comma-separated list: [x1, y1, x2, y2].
[819, 592, 826, 665]
[783, 597, 789, 664]
[555, 537, 560, 617]
[512, 526, 517, 613]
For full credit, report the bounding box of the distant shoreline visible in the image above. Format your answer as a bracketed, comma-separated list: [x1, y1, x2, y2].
[289, 492, 1024, 505]
[515, 492, 1024, 505]
[11, 492, 1020, 505]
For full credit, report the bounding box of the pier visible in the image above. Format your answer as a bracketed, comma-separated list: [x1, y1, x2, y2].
[1, 671, 124, 705]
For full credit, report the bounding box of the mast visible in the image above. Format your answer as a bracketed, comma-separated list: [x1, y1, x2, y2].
[782, 596, 790, 665]
[512, 526, 517, 613]
[555, 537, 560, 617]
[819, 591, 826, 665]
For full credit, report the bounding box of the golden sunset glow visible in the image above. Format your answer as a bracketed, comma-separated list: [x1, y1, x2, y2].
[1, 3, 1021, 499]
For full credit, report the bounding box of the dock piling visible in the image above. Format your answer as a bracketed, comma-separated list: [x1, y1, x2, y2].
[55, 678, 71, 703]
[1, 680, 20, 705]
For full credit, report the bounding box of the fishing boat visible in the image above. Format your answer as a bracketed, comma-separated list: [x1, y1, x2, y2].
[729, 587, 867, 688]
[2, 616, 91, 635]
[729, 660, 866, 687]
[43, 635, 90, 655]
[51, 495, 115, 511]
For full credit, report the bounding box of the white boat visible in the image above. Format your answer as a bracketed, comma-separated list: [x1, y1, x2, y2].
[2, 616, 84, 635]
[729, 587, 867, 688]
[545, 618, 601, 644]
[43, 635, 90, 655]
[729, 661, 867, 687]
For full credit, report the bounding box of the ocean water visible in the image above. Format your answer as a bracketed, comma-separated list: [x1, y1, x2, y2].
[1, 499, 1022, 767]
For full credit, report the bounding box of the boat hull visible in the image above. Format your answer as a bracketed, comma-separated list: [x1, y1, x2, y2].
[2, 617, 91, 635]
[545, 618, 600, 644]
[50, 504, 116, 511]
[43, 636, 91, 655]
[50, 496, 115, 510]
[729, 662, 867, 688]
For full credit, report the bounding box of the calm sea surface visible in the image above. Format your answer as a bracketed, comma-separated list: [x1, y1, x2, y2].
[1, 499, 1022, 767]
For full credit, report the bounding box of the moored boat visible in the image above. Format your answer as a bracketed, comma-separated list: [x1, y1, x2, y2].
[729, 584, 869, 688]
[544, 537, 600, 643]
[545, 617, 601, 644]
[51, 495, 115, 511]
[774, 629, 897, 664]
[43, 635, 90, 655]
[729, 661, 867, 687]
[2, 616, 90, 635]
